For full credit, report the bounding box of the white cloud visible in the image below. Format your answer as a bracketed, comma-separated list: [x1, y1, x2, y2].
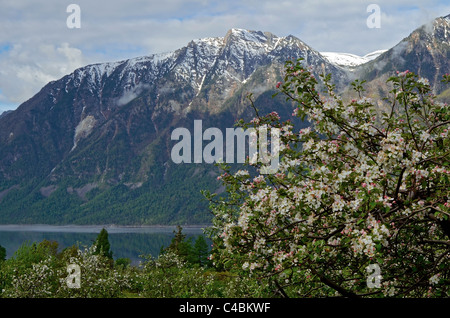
[0, 43, 87, 105]
[117, 83, 151, 106]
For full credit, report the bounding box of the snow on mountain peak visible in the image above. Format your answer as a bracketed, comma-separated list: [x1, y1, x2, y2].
[225, 28, 268, 43]
[320, 50, 387, 68]
[63, 28, 342, 99]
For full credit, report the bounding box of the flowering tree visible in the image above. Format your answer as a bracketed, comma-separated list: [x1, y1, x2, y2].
[56, 244, 130, 298]
[205, 59, 450, 298]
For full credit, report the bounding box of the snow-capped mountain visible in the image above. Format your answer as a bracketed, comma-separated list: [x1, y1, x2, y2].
[0, 14, 449, 225]
[321, 50, 387, 68]
[0, 28, 346, 224]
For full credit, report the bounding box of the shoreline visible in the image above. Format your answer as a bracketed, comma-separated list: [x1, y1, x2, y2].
[0, 224, 211, 233]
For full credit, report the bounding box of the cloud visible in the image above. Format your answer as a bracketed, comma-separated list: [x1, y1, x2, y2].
[0, 42, 87, 105]
[390, 40, 408, 65]
[117, 83, 151, 106]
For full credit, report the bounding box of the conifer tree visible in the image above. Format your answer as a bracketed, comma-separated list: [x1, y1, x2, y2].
[0, 244, 6, 262]
[94, 228, 113, 259]
[167, 225, 191, 261]
[193, 235, 209, 267]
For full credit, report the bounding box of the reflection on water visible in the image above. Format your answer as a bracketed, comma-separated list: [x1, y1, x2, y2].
[0, 225, 209, 265]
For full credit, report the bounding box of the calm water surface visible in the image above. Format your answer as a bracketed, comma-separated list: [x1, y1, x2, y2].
[0, 225, 209, 265]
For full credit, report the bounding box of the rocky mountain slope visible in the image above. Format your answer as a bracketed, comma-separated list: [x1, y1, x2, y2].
[356, 14, 450, 102]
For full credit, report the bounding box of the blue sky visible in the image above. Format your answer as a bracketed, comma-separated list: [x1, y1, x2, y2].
[1, 0, 450, 113]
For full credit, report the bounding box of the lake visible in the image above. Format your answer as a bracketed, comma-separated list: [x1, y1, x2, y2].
[0, 224, 210, 265]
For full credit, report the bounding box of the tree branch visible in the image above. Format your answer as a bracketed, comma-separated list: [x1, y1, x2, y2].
[427, 120, 450, 133]
[311, 269, 360, 298]
[420, 239, 450, 247]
